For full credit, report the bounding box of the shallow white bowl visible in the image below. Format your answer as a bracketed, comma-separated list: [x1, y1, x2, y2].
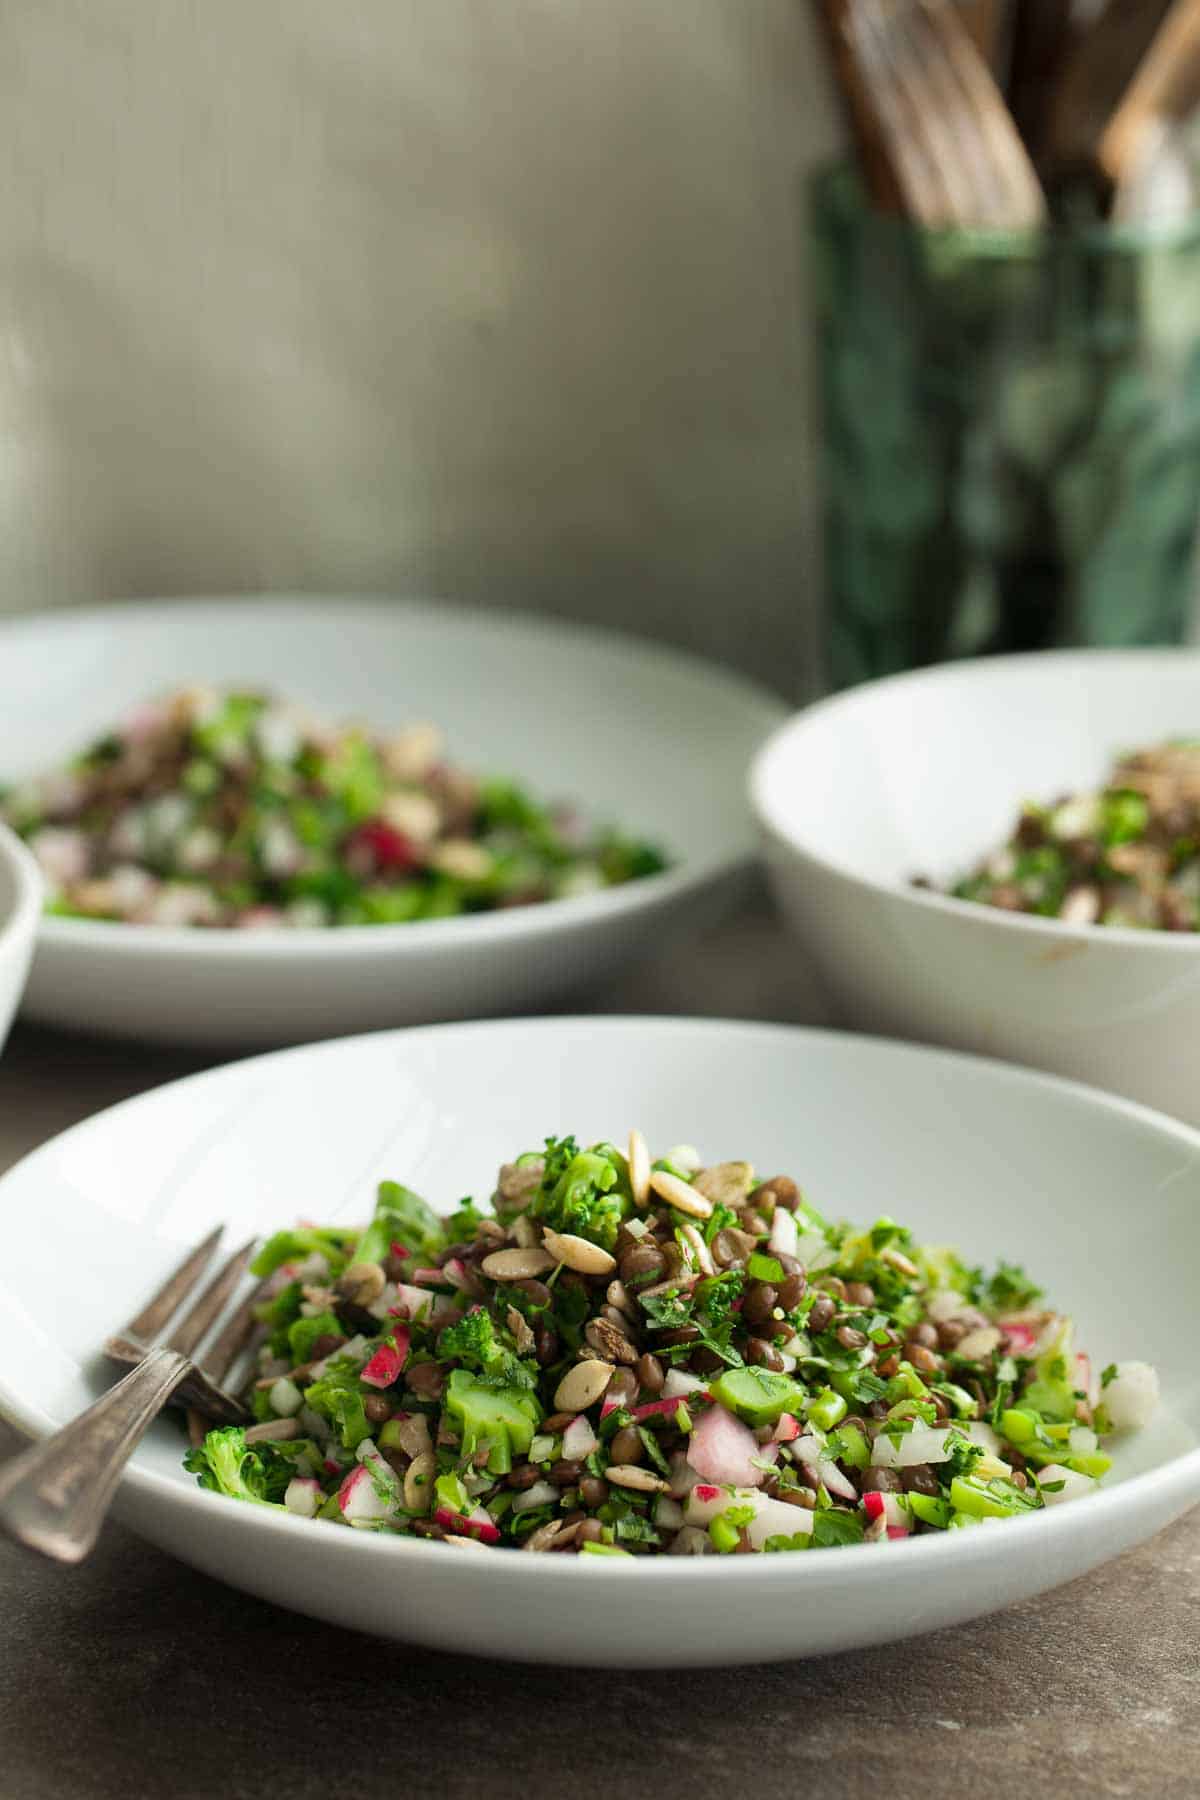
[0, 824, 41, 1055]
[1, 596, 783, 1047]
[753, 649, 1200, 1126]
[0, 1016, 1195, 1667]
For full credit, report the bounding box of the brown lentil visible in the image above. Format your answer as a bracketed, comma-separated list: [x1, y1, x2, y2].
[901, 1465, 939, 1497]
[535, 1325, 560, 1366]
[753, 1174, 799, 1210]
[906, 1322, 939, 1350]
[550, 1459, 584, 1486]
[746, 1336, 786, 1372]
[908, 1343, 941, 1375]
[937, 1319, 966, 1351]
[862, 1465, 904, 1493]
[806, 1296, 836, 1333]
[576, 1517, 605, 1545]
[406, 1361, 445, 1401]
[845, 1282, 875, 1308]
[362, 1393, 394, 1424]
[578, 1475, 610, 1509]
[836, 1324, 867, 1351]
[636, 1352, 665, 1393]
[506, 1463, 544, 1490]
[659, 1324, 701, 1347]
[618, 1242, 665, 1283]
[743, 1282, 780, 1328]
[778, 1272, 807, 1311]
[609, 1426, 644, 1465]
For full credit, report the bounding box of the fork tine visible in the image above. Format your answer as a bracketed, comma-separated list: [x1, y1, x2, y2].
[201, 1275, 271, 1384]
[123, 1224, 224, 1341]
[165, 1238, 256, 1360]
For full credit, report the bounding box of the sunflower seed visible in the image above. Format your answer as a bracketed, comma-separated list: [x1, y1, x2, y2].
[606, 1465, 669, 1493]
[542, 1228, 617, 1276]
[649, 1169, 713, 1220]
[480, 1246, 556, 1281]
[554, 1359, 615, 1413]
[628, 1128, 651, 1207]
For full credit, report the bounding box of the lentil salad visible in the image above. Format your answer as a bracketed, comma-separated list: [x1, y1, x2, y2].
[0, 687, 668, 928]
[936, 741, 1200, 931]
[186, 1134, 1157, 1554]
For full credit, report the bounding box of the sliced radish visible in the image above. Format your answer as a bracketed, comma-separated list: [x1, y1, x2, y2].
[682, 1483, 816, 1548]
[1038, 1464, 1099, 1506]
[998, 1320, 1040, 1356]
[926, 1291, 968, 1323]
[338, 1463, 399, 1526]
[769, 1208, 799, 1260]
[360, 1328, 411, 1389]
[411, 1267, 448, 1287]
[687, 1403, 765, 1488]
[269, 1376, 304, 1417]
[440, 1258, 472, 1293]
[862, 1491, 908, 1532]
[434, 1504, 501, 1544]
[510, 1480, 560, 1516]
[1102, 1362, 1160, 1432]
[773, 1413, 802, 1443]
[389, 1283, 434, 1323]
[562, 1415, 598, 1461]
[663, 1369, 708, 1400]
[284, 1477, 321, 1517]
[868, 1425, 954, 1470]
[633, 1396, 691, 1425]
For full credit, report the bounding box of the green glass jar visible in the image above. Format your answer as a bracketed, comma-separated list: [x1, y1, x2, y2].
[813, 163, 1200, 688]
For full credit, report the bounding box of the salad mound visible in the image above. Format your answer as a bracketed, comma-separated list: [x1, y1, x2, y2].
[938, 740, 1200, 931]
[1, 687, 667, 928]
[186, 1136, 1158, 1555]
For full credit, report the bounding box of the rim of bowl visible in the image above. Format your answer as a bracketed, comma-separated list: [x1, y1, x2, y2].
[0, 1014, 1197, 1586]
[2, 592, 786, 958]
[0, 820, 44, 956]
[750, 647, 1200, 957]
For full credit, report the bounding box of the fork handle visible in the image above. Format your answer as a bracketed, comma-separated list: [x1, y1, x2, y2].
[0, 1346, 191, 1563]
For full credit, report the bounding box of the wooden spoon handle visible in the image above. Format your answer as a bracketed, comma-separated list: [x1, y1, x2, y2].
[1099, 0, 1200, 189]
[813, 0, 907, 213]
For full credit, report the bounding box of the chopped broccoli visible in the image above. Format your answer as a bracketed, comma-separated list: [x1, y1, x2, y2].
[530, 1137, 632, 1251]
[184, 1426, 291, 1505]
[250, 1227, 358, 1280]
[354, 1180, 445, 1266]
[443, 1368, 542, 1474]
[437, 1304, 537, 1390]
[302, 1365, 371, 1449]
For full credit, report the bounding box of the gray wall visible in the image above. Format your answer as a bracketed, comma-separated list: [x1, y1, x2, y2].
[0, 2, 841, 696]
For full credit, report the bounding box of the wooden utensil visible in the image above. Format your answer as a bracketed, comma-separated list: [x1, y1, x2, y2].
[1034, 1, 1174, 184]
[1098, 0, 1200, 194]
[838, 0, 1047, 229]
[814, 0, 906, 212]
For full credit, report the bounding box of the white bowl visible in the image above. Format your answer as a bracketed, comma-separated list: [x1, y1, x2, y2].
[0, 823, 40, 1054]
[0, 1016, 1195, 1667]
[0, 596, 784, 1047]
[753, 649, 1200, 1126]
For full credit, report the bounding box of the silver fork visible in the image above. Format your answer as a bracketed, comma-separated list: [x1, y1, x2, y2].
[0, 1227, 261, 1564]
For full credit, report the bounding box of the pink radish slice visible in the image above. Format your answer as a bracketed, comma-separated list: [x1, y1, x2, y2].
[562, 1415, 598, 1460]
[434, 1504, 501, 1544]
[360, 1328, 411, 1389]
[284, 1477, 320, 1517]
[687, 1403, 766, 1488]
[411, 1267, 448, 1287]
[389, 1283, 434, 1322]
[440, 1258, 472, 1292]
[663, 1370, 708, 1400]
[1000, 1320, 1039, 1355]
[773, 1413, 801, 1443]
[791, 1436, 857, 1501]
[389, 1242, 410, 1262]
[338, 1464, 396, 1525]
[863, 1491, 907, 1532]
[632, 1396, 690, 1424]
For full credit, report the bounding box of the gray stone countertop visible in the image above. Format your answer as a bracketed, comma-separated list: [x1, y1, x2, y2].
[1, 899, 1196, 1799]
